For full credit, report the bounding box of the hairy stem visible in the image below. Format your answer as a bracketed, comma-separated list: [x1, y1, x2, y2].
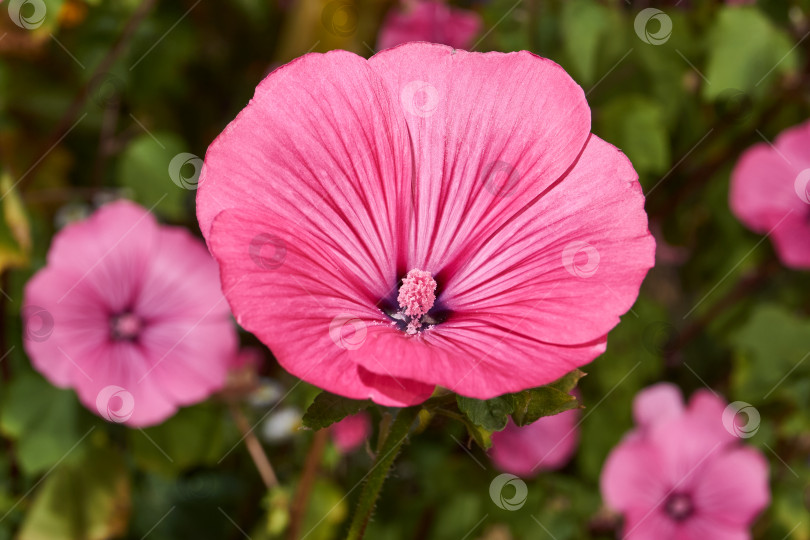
[346, 407, 419, 540]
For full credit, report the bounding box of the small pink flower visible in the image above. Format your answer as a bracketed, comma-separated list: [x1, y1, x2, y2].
[23, 201, 237, 427]
[490, 408, 580, 476]
[197, 43, 655, 407]
[331, 411, 372, 453]
[377, 0, 482, 51]
[730, 119, 810, 269]
[600, 383, 770, 540]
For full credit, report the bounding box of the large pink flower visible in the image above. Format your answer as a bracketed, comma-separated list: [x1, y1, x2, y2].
[490, 407, 580, 476]
[600, 384, 770, 540]
[23, 201, 237, 427]
[377, 0, 482, 51]
[730, 119, 810, 269]
[197, 43, 655, 407]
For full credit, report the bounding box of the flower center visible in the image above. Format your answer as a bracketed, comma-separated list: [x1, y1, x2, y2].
[111, 312, 142, 341]
[397, 269, 437, 334]
[664, 493, 694, 522]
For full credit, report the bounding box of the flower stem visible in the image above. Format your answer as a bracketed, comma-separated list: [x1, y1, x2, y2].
[287, 428, 329, 540]
[346, 406, 420, 540]
[227, 401, 279, 490]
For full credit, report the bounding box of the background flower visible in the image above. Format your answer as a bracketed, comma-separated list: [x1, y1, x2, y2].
[377, 0, 482, 50]
[490, 407, 580, 476]
[601, 384, 770, 540]
[730, 119, 810, 268]
[22, 201, 237, 427]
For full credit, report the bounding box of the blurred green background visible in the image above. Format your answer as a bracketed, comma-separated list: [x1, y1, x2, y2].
[1, 0, 809, 538]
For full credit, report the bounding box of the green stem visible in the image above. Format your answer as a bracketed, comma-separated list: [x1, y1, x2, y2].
[346, 406, 420, 540]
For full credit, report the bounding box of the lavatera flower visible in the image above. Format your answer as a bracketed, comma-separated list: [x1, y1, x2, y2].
[197, 43, 655, 406]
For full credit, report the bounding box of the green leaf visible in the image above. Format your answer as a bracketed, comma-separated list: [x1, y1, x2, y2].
[455, 395, 514, 432]
[301, 392, 372, 430]
[547, 369, 586, 394]
[511, 386, 579, 427]
[459, 420, 493, 451]
[730, 305, 810, 401]
[0, 372, 79, 475]
[129, 403, 229, 476]
[704, 7, 799, 100]
[18, 444, 130, 540]
[117, 132, 193, 220]
[560, 0, 612, 84]
[596, 95, 670, 176]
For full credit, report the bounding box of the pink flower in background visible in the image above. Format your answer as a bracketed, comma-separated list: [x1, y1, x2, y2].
[730, 119, 810, 269]
[377, 0, 482, 51]
[197, 43, 655, 407]
[490, 408, 580, 476]
[601, 384, 770, 540]
[331, 411, 372, 453]
[23, 201, 237, 427]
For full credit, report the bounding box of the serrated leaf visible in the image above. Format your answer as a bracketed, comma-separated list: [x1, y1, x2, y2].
[301, 392, 372, 430]
[547, 369, 586, 394]
[456, 395, 514, 432]
[512, 387, 580, 428]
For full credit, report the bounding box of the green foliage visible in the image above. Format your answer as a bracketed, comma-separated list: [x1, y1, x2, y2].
[597, 95, 671, 176]
[117, 133, 192, 221]
[18, 444, 130, 540]
[129, 403, 231, 476]
[704, 7, 799, 100]
[730, 305, 810, 401]
[0, 372, 80, 476]
[301, 392, 373, 430]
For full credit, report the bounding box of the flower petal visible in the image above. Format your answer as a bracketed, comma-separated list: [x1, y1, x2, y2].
[368, 43, 592, 275]
[601, 436, 669, 514]
[208, 210, 434, 406]
[691, 446, 769, 528]
[633, 383, 685, 430]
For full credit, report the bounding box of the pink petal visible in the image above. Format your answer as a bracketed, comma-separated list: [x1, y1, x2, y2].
[675, 515, 751, 540]
[690, 446, 769, 528]
[489, 411, 579, 476]
[730, 119, 810, 268]
[208, 210, 434, 406]
[368, 44, 592, 275]
[622, 505, 678, 540]
[377, 0, 482, 51]
[633, 383, 685, 430]
[351, 137, 652, 396]
[600, 435, 669, 514]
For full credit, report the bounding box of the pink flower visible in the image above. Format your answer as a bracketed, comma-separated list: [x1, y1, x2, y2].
[600, 384, 770, 540]
[490, 408, 580, 476]
[377, 0, 482, 51]
[331, 412, 372, 453]
[197, 43, 655, 407]
[23, 201, 237, 427]
[730, 119, 810, 269]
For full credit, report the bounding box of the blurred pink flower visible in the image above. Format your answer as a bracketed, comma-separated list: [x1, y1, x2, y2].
[331, 411, 372, 453]
[23, 201, 237, 427]
[197, 43, 655, 407]
[601, 383, 770, 540]
[730, 119, 810, 268]
[490, 408, 580, 476]
[377, 0, 482, 50]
